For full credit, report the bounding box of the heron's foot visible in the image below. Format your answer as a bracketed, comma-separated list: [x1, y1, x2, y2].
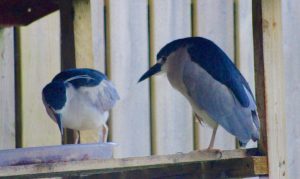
[74, 130, 80, 144]
[98, 124, 108, 143]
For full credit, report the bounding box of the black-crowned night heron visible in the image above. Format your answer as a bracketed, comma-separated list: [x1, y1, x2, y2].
[138, 37, 259, 149]
[42, 68, 119, 144]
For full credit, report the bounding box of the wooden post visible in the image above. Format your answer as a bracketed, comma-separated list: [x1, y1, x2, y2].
[59, 0, 77, 144]
[18, 12, 61, 147]
[59, 0, 76, 70]
[0, 28, 15, 149]
[282, 1, 300, 178]
[90, 0, 106, 72]
[252, 0, 288, 178]
[0, 149, 268, 178]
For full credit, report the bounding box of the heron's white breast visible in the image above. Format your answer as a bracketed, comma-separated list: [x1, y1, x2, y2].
[60, 84, 109, 130]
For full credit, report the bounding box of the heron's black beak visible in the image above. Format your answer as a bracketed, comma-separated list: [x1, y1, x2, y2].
[54, 113, 63, 136]
[138, 63, 162, 82]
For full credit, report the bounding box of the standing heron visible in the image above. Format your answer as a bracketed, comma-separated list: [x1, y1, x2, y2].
[138, 37, 259, 149]
[42, 68, 119, 144]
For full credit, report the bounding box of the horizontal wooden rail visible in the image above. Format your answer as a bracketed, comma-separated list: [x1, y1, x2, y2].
[0, 148, 267, 178]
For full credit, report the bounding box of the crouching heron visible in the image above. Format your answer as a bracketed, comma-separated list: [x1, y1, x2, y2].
[139, 37, 259, 149]
[42, 68, 119, 144]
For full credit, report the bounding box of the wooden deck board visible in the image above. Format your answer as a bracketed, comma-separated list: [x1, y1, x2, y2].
[0, 148, 267, 178]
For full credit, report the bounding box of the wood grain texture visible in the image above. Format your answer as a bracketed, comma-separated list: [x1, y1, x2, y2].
[252, 0, 267, 155]
[261, 1, 287, 178]
[0, 149, 267, 178]
[73, 0, 93, 68]
[59, 0, 76, 70]
[106, 0, 151, 158]
[73, 0, 103, 143]
[253, 0, 288, 178]
[19, 12, 61, 147]
[0, 28, 15, 149]
[282, 1, 300, 178]
[234, 0, 257, 150]
[149, 0, 193, 155]
[91, 0, 106, 72]
[193, 0, 236, 150]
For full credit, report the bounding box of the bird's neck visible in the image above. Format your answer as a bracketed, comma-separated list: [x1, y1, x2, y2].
[166, 47, 189, 93]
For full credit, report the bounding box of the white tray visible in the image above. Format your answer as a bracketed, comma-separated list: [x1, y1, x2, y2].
[0, 143, 116, 167]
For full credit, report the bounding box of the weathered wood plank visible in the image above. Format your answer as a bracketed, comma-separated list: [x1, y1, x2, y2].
[0, 28, 15, 149]
[59, 0, 76, 70]
[282, 0, 300, 178]
[73, 0, 93, 68]
[0, 149, 267, 178]
[252, 0, 267, 155]
[106, 0, 150, 158]
[261, 0, 287, 178]
[193, 0, 235, 150]
[18, 12, 61, 147]
[97, 157, 267, 179]
[253, 0, 288, 178]
[149, 0, 193, 155]
[59, 0, 77, 144]
[91, 0, 106, 72]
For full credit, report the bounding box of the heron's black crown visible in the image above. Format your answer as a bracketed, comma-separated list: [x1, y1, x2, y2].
[156, 37, 213, 60]
[42, 82, 66, 110]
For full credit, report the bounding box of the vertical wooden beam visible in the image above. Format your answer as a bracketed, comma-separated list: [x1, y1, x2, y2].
[193, 0, 235, 150]
[18, 12, 61, 147]
[253, 0, 288, 178]
[59, 0, 77, 144]
[0, 28, 15, 149]
[73, 0, 93, 68]
[149, 0, 193, 155]
[106, 0, 151, 158]
[252, 0, 267, 155]
[59, 0, 76, 70]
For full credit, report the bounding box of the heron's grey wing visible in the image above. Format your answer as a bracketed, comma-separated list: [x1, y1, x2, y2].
[182, 61, 259, 144]
[96, 79, 120, 112]
[187, 40, 254, 108]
